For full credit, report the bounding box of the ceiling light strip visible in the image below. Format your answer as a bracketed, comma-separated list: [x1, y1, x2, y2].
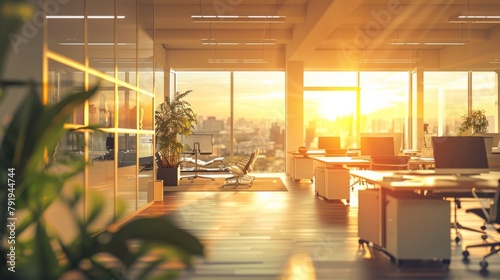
[449, 11, 500, 23]
[46, 15, 125, 19]
[192, 15, 285, 23]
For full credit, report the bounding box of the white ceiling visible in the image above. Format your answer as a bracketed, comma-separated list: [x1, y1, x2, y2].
[154, 0, 500, 70]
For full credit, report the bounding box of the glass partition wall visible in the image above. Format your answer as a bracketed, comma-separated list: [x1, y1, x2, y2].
[44, 0, 156, 232]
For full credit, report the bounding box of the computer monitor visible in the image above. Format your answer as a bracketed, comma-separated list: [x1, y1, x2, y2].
[432, 136, 489, 175]
[180, 134, 213, 155]
[317, 136, 341, 150]
[475, 133, 500, 148]
[360, 136, 395, 156]
[360, 132, 402, 156]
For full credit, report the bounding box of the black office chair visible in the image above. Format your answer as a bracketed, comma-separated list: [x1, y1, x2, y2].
[462, 179, 500, 270]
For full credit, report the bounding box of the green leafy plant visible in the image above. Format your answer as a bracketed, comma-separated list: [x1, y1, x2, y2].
[0, 1, 204, 279]
[458, 109, 489, 135]
[155, 90, 197, 168]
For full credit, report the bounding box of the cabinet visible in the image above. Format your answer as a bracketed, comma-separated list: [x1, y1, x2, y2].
[315, 167, 325, 196]
[314, 166, 350, 201]
[324, 167, 350, 201]
[290, 156, 314, 182]
[385, 194, 450, 261]
[358, 189, 381, 246]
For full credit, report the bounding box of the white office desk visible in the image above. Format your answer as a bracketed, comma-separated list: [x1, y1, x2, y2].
[351, 170, 499, 264]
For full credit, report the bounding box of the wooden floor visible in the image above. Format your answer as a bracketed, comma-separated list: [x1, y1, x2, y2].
[136, 174, 500, 280]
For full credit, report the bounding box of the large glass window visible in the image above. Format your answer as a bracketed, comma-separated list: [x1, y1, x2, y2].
[472, 72, 498, 133]
[304, 90, 357, 149]
[360, 71, 408, 140]
[177, 71, 230, 162]
[176, 71, 285, 172]
[233, 72, 285, 172]
[424, 72, 468, 136]
[304, 71, 409, 150]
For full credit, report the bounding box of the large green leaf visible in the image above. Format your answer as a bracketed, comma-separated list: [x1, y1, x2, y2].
[97, 216, 204, 267]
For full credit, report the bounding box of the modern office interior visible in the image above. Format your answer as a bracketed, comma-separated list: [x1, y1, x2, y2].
[4, 0, 500, 279]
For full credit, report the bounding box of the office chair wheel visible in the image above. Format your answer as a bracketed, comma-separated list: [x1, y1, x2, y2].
[481, 234, 488, 241]
[455, 236, 461, 244]
[442, 259, 451, 265]
[480, 260, 488, 270]
[462, 250, 470, 259]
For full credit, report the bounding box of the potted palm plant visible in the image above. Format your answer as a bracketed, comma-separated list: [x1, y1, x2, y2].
[155, 90, 197, 186]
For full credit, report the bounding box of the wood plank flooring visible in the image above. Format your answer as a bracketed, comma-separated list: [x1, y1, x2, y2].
[136, 174, 500, 280]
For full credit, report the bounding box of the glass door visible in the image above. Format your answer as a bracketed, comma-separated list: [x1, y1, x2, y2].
[304, 88, 360, 149]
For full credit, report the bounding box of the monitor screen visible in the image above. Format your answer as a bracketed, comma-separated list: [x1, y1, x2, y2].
[475, 133, 500, 147]
[360, 133, 402, 156]
[318, 136, 341, 150]
[180, 134, 213, 155]
[432, 136, 489, 174]
[360, 136, 395, 156]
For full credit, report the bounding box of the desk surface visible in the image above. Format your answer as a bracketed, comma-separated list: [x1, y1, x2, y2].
[350, 170, 499, 192]
[313, 156, 370, 165]
[313, 156, 434, 166]
[287, 149, 325, 156]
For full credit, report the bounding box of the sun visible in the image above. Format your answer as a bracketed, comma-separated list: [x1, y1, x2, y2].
[317, 91, 356, 121]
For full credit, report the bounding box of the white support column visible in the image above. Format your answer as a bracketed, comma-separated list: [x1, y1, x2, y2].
[286, 61, 304, 172]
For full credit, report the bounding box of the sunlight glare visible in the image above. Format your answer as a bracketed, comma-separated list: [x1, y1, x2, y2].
[317, 92, 355, 121]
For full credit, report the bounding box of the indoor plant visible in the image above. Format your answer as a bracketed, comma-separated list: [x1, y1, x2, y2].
[458, 109, 489, 136]
[155, 90, 197, 186]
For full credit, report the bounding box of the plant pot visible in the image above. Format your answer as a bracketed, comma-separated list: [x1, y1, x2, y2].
[157, 167, 180, 186]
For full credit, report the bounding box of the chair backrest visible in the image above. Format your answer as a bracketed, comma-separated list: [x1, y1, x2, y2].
[236, 149, 258, 175]
[370, 155, 410, 170]
[247, 149, 259, 172]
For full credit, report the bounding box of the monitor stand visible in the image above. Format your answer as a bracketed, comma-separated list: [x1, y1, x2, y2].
[180, 143, 214, 183]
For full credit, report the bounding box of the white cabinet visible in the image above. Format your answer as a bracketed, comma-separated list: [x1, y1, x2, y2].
[314, 166, 350, 201]
[290, 156, 314, 181]
[324, 168, 350, 201]
[315, 167, 325, 196]
[358, 189, 381, 246]
[385, 194, 450, 261]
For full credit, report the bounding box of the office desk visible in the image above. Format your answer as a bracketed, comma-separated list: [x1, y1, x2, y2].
[351, 170, 499, 264]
